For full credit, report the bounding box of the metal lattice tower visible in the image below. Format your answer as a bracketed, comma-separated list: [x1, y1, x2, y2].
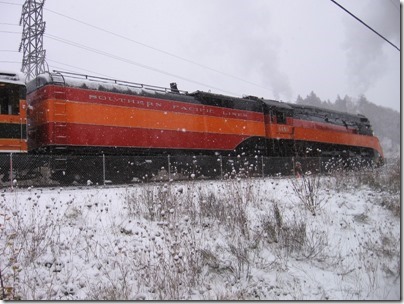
[19, 0, 48, 81]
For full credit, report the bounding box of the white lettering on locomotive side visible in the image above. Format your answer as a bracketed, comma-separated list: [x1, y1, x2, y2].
[171, 104, 214, 114]
[222, 111, 248, 119]
[88, 93, 248, 118]
[88, 93, 162, 109]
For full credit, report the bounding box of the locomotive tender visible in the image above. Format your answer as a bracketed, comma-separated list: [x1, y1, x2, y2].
[0, 70, 384, 183]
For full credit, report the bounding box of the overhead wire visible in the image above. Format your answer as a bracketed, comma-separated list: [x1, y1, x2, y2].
[0, 30, 20, 34]
[44, 33, 239, 95]
[330, 0, 400, 51]
[0, 2, 241, 94]
[388, 0, 400, 10]
[0, 60, 20, 64]
[44, 7, 273, 93]
[0, 22, 20, 26]
[6, 0, 400, 97]
[47, 59, 115, 78]
[0, 1, 22, 6]
[0, 8, 241, 94]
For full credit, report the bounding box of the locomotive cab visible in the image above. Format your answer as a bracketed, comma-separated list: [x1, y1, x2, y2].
[261, 99, 293, 124]
[0, 72, 27, 152]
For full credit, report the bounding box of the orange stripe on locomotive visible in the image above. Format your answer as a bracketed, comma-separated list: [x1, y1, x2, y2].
[264, 115, 384, 158]
[27, 85, 266, 151]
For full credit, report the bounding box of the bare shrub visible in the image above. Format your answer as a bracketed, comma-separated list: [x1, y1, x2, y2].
[301, 226, 328, 260]
[228, 240, 250, 280]
[270, 201, 282, 227]
[262, 219, 278, 244]
[385, 157, 400, 193]
[147, 184, 177, 222]
[331, 157, 400, 195]
[261, 201, 307, 255]
[362, 228, 400, 260]
[199, 191, 224, 223]
[290, 174, 324, 216]
[87, 282, 131, 300]
[123, 187, 147, 217]
[380, 196, 400, 217]
[355, 168, 383, 190]
[0, 207, 21, 300]
[200, 248, 220, 270]
[278, 221, 306, 255]
[125, 183, 178, 222]
[198, 181, 249, 238]
[0, 196, 59, 300]
[134, 212, 205, 299]
[261, 201, 283, 244]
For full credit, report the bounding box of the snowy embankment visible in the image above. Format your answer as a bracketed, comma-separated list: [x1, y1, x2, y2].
[0, 163, 400, 300]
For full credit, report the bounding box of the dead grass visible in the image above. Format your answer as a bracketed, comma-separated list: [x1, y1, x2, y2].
[0, 170, 400, 300]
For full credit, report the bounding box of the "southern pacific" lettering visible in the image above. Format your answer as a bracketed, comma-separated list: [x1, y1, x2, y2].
[172, 104, 214, 114]
[88, 93, 251, 119]
[89, 94, 162, 108]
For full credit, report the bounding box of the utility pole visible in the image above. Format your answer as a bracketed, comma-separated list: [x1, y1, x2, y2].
[19, 0, 48, 81]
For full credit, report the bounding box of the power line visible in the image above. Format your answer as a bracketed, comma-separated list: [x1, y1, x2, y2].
[0, 60, 20, 64]
[330, 0, 400, 52]
[0, 22, 20, 26]
[0, 30, 20, 34]
[44, 33, 239, 96]
[44, 7, 273, 93]
[388, 0, 400, 10]
[47, 58, 113, 78]
[0, 1, 22, 5]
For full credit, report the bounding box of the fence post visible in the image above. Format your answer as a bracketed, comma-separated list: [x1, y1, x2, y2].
[319, 157, 322, 174]
[103, 154, 106, 186]
[9, 153, 13, 189]
[220, 155, 223, 179]
[261, 155, 265, 178]
[167, 155, 171, 181]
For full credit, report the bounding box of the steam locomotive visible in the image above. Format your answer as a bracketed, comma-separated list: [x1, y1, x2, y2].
[0, 70, 383, 183]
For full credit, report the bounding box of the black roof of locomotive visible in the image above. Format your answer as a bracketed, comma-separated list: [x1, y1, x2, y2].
[262, 99, 293, 110]
[290, 103, 369, 121]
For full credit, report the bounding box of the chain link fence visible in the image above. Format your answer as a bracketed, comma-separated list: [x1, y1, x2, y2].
[0, 153, 376, 188]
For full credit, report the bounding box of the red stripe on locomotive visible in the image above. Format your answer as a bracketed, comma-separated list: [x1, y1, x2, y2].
[31, 123, 249, 151]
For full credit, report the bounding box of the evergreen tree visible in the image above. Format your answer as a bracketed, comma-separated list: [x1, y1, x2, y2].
[334, 95, 347, 112]
[296, 95, 304, 104]
[305, 91, 322, 107]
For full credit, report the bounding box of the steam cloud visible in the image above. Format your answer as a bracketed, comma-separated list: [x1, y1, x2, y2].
[189, 0, 292, 100]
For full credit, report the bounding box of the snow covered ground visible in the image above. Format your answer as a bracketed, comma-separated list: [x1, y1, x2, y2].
[0, 165, 400, 300]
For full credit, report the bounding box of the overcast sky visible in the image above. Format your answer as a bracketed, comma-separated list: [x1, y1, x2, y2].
[0, 0, 401, 111]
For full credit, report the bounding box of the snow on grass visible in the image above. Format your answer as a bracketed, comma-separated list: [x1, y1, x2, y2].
[0, 166, 400, 300]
